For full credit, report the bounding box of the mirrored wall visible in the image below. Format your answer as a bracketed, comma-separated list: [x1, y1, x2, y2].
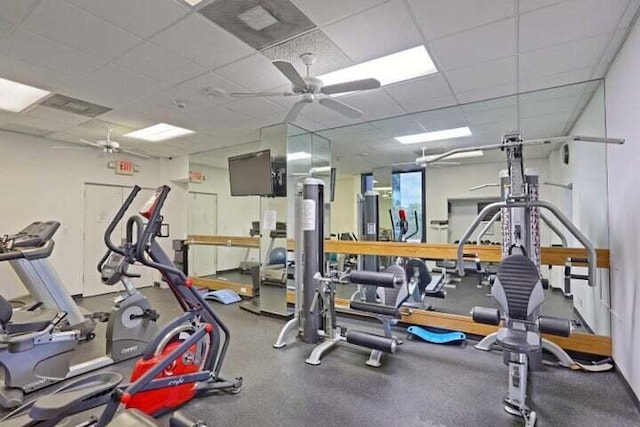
[322, 79, 611, 336]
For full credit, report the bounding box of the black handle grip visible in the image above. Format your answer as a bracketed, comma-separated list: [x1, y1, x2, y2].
[104, 186, 141, 256]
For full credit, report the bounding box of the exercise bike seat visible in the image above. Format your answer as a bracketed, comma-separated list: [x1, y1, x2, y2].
[496, 328, 540, 353]
[30, 372, 123, 421]
[3, 310, 58, 335]
[107, 409, 161, 426]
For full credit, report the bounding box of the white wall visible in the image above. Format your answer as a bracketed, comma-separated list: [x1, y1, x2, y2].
[188, 163, 260, 271]
[603, 18, 640, 399]
[546, 83, 611, 335]
[424, 158, 550, 243]
[330, 175, 359, 236]
[0, 130, 189, 299]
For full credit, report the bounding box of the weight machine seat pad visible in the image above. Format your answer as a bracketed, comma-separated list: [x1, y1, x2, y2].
[3, 310, 58, 334]
[31, 372, 123, 421]
[492, 255, 544, 320]
[107, 409, 162, 426]
[496, 328, 540, 353]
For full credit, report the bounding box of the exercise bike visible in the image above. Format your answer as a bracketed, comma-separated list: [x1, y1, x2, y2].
[0, 185, 242, 426]
[0, 228, 159, 409]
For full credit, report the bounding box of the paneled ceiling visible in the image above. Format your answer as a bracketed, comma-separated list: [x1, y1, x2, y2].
[0, 0, 638, 158]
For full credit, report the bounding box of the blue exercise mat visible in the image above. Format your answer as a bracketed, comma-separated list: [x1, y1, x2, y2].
[199, 289, 242, 305]
[407, 326, 466, 344]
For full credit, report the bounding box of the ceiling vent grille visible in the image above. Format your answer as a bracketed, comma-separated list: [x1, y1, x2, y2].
[199, 0, 316, 51]
[39, 94, 112, 118]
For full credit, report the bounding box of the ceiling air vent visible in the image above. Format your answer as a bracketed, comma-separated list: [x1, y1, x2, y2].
[39, 94, 112, 118]
[199, 0, 316, 50]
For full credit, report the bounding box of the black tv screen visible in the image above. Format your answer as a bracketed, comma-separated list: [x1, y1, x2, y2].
[228, 149, 273, 196]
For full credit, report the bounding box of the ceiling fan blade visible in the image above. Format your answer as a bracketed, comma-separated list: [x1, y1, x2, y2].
[273, 61, 307, 89]
[51, 145, 93, 150]
[319, 97, 363, 118]
[229, 91, 295, 98]
[284, 100, 307, 123]
[321, 78, 381, 95]
[118, 148, 151, 160]
[79, 138, 103, 148]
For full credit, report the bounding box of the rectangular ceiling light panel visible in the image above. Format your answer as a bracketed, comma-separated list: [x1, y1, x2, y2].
[125, 123, 195, 141]
[199, 0, 316, 50]
[0, 77, 50, 112]
[318, 46, 437, 93]
[288, 151, 311, 161]
[417, 150, 484, 163]
[395, 126, 472, 144]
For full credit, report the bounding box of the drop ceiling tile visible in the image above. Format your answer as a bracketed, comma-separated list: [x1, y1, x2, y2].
[8, 115, 71, 132]
[144, 72, 245, 111]
[300, 103, 364, 128]
[519, 0, 565, 13]
[114, 42, 207, 86]
[519, 96, 580, 119]
[216, 54, 290, 92]
[370, 115, 425, 137]
[2, 124, 51, 136]
[519, 81, 592, 104]
[151, 14, 255, 70]
[94, 107, 155, 130]
[76, 65, 163, 103]
[24, 105, 92, 126]
[322, 0, 423, 62]
[465, 105, 517, 126]
[519, 33, 609, 81]
[227, 97, 286, 118]
[0, 16, 12, 38]
[461, 95, 517, 113]
[194, 106, 253, 131]
[619, 0, 640, 28]
[0, 0, 39, 24]
[412, 106, 469, 130]
[0, 29, 104, 80]
[407, 0, 514, 41]
[456, 82, 518, 103]
[22, 0, 142, 60]
[385, 74, 455, 112]
[0, 53, 71, 91]
[595, 28, 631, 70]
[445, 56, 517, 93]
[519, 67, 592, 93]
[340, 90, 405, 121]
[429, 19, 516, 71]
[291, 0, 389, 26]
[60, 83, 137, 111]
[66, 0, 189, 38]
[519, 0, 628, 52]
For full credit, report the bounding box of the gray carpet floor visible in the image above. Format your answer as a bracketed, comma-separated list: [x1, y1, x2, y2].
[2, 287, 639, 427]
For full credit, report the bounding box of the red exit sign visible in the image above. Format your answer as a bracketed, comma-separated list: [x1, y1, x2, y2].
[116, 160, 135, 175]
[189, 170, 205, 183]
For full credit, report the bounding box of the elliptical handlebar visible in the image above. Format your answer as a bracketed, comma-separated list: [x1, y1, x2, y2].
[104, 185, 142, 257]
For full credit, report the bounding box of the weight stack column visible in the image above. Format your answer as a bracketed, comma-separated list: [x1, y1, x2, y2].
[499, 170, 511, 259]
[360, 191, 379, 302]
[301, 178, 325, 343]
[526, 170, 541, 270]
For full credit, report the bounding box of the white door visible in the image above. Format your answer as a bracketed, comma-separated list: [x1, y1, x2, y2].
[82, 185, 155, 297]
[188, 192, 217, 277]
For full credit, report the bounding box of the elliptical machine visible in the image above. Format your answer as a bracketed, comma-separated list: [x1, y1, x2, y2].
[0, 227, 159, 409]
[0, 185, 241, 426]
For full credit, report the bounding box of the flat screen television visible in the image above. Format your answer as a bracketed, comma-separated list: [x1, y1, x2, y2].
[228, 149, 274, 197]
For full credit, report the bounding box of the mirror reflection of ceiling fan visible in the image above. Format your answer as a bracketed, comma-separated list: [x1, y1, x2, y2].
[52, 129, 150, 159]
[228, 53, 381, 123]
[393, 147, 461, 169]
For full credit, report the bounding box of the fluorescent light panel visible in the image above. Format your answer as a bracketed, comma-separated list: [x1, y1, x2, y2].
[318, 46, 437, 93]
[0, 77, 50, 112]
[310, 165, 331, 173]
[183, 0, 204, 6]
[373, 186, 392, 192]
[124, 123, 195, 142]
[418, 150, 484, 163]
[288, 151, 312, 161]
[395, 126, 472, 144]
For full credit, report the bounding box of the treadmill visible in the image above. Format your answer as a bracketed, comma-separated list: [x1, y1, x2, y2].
[0, 221, 96, 337]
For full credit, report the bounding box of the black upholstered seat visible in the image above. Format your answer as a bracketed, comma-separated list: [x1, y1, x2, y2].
[0, 294, 57, 334]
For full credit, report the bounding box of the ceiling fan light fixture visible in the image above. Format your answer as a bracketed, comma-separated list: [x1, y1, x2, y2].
[395, 126, 472, 144]
[317, 46, 437, 95]
[417, 149, 483, 163]
[124, 123, 195, 142]
[0, 76, 50, 112]
[238, 5, 278, 31]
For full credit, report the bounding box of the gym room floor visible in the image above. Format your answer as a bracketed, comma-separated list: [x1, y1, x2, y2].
[27, 287, 637, 427]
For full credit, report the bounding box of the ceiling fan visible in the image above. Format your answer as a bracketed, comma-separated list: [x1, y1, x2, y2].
[53, 129, 150, 159]
[229, 53, 381, 123]
[393, 147, 461, 169]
